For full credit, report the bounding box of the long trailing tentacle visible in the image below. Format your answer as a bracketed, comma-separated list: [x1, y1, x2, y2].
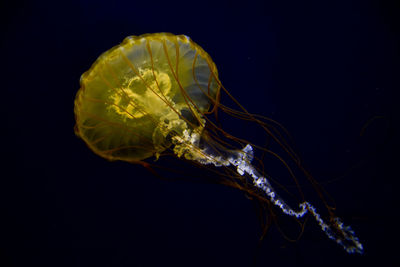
[172, 129, 364, 254]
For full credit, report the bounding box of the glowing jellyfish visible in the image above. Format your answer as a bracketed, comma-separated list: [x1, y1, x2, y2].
[74, 33, 363, 254]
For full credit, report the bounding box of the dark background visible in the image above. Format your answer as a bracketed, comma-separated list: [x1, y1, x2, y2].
[1, 0, 399, 266]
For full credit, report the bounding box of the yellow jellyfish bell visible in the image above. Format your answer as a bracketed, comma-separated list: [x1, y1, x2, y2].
[74, 33, 363, 254]
[74, 33, 219, 162]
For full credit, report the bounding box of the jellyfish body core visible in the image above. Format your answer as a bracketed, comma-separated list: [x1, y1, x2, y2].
[74, 33, 363, 254]
[75, 33, 217, 162]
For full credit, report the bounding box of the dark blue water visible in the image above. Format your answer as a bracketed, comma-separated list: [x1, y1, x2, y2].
[2, 0, 398, 266]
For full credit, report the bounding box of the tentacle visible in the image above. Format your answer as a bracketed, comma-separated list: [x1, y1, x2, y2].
[173, 130, 363, 254]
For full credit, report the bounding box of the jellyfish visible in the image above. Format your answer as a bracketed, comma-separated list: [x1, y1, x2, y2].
[74, 33, 363, 254]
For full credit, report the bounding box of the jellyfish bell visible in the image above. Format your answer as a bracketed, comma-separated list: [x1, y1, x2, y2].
[74, 33, 219, 163]
[74, 33, 363, 254]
